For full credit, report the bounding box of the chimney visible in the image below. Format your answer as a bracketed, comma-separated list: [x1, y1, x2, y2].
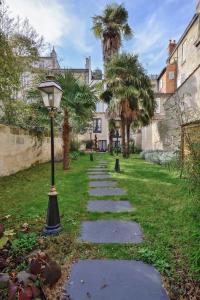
[168, 40, 176, 56]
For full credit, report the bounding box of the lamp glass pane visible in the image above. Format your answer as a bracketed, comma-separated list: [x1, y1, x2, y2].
[48, 93, 54, 107]
[41, 91, 49, 107]
[54, 88, 62, 108]
[115, 120, 121, 129]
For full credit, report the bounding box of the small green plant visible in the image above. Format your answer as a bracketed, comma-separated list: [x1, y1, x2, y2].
[70, 139, 81, 151]
[84, 139, 93, 150]
[138, 247, 170, 273]
[10, 233, 37, 256]
[78, 150, 85, 156]
[70, 151, 79, 160]
[16, 261, 29, 272]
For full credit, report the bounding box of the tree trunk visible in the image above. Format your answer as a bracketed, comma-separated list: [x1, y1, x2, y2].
[126, 121, 131, 158]
[121, 119, 126, 158]
[62, 108, 70, 170]
[109, 128, 114, 155]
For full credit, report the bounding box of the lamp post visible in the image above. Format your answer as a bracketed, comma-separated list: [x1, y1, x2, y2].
[89, 124, 94, 161]
[38, 76, 63, 235]
[115, 119, 121, 172]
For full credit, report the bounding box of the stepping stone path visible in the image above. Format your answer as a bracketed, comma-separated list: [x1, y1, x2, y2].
[79, 220, 143, 243]
[87, 200, 133, 212]
[89, 174, 112, 179]
[89, 187, 126, 196]
[63, 260, 169, 300]
[63, 158, 170, 299]
[88, 171, 108, 174]
[89, 181, 117, 187]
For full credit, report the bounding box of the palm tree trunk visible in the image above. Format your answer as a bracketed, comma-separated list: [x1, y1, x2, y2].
[121, 119, 126, 158]
[126, 121, 131, 158]
[109, 128, 114, 155]
[62, 108, 70, 170]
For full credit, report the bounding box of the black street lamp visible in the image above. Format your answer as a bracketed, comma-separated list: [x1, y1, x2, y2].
[115, 119, 121, 172]
[89, 124, 94, 161]
[38, 76, 63, 235]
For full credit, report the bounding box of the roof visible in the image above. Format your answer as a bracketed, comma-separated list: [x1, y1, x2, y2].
[52, 68, 89, 73]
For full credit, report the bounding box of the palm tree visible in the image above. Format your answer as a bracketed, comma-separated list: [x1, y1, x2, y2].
[92, 3, 132, 154]
[92, 3, 132, 64]
[57, 72, 97, 170]
[104, 53, 155, 157]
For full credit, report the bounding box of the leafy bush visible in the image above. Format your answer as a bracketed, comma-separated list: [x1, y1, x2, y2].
[70, 151, 79, 160]
[113, 146, 121, 154]
[70, 139, 81, 151]
[134, 146, 142, 154]
[78, 150, 85, 156]
[84, 140, 93, 150]
[10, 233, 37, 256]
[0, 100, 50, 132]
[140, 150, 178, 165]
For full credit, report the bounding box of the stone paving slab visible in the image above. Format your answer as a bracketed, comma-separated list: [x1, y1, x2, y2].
[88, 168, 107, 171]
[87, 200, 133, 212]
[95, 165, 107, 168]
[89, 175, 112, 180]
[89, 188, 125, 196]
[88, 171, 108, 175]
[79, 220, 143, 243]
[89, 181, 117, 187]
[63, 260, 169, 300]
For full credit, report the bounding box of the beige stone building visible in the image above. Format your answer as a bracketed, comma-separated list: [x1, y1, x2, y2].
[18, 49, 109, 151]
[141, 1, 200, 152]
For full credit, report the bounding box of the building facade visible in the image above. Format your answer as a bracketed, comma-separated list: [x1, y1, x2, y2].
[141, 1, 200, 152]
[17, 48, 110, 151]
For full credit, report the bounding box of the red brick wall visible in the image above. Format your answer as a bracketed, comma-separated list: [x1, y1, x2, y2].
[165, 63, 177, 93]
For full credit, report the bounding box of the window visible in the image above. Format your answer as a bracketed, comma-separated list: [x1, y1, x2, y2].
[93, 118, 102, 133]
[168, 71, 175, 80]
[96, 101, 107, 113]
[182, 40, 187, 63]
[155, 98, 161, 114]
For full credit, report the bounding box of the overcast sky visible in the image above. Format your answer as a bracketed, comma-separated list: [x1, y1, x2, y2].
[7, 0, 198, 74]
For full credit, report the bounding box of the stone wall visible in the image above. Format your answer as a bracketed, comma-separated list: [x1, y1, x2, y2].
[141, 94, 171, 151]
[0, 124, 62, 177]
[162, 64, 200, 151]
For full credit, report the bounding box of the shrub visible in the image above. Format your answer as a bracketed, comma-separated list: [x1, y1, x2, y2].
[10, 233, 37, 256]
[113, 146, 121, 154]
[70, 151, 79, 160]
[134, 146, 142, 154]
[78, 150, 85, 156]
[130, 141, 142, 154]
[70, 139, 80, 151]
[140, 150, 178, 165]
[83, 140, 93, 150]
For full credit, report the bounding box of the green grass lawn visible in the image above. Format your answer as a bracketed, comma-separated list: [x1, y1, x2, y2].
[0, 153, 199, 299]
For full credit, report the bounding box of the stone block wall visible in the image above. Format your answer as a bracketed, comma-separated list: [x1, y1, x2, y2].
[0, 125, 62, 177]
[163, 65, 200, 151]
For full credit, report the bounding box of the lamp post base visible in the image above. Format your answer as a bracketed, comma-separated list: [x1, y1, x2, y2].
[90, 153, 94, 161]
[43, 189, 61, 235]
[115, 158, 120, 172]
